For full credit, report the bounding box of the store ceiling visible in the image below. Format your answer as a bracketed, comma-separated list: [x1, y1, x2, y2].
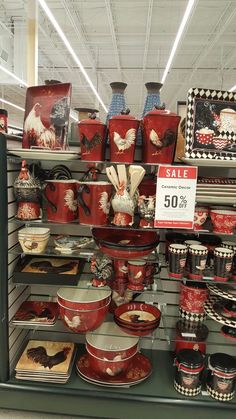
[0, 0, 235, 125]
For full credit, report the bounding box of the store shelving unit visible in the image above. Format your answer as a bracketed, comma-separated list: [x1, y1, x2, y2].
[0, 132, 236, 419]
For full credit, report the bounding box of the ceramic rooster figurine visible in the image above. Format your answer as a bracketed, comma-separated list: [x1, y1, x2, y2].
[90, 254, 113, 287]
[106, 165, 146, 226]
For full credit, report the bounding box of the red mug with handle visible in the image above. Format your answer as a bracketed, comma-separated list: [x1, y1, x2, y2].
[44, 180, 78, 223]
[77, 181, 112, 225]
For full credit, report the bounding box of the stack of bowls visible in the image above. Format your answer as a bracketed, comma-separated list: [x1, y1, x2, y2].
[57, 287, 111, 333]
[85, 322, 139, 378]
[114, 302, 161, 336]
[18, 227, 50, 254]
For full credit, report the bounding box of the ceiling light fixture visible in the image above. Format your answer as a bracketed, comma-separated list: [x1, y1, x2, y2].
[161, 0, 196, 85]
[0, 64, 28, 87]
[0, 98, 25, 112]
[37, 0, 108, 113]
[229, 84, 236, 92]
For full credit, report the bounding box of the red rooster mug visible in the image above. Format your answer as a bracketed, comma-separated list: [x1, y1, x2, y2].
[77, 181, 112, 225]
[44, 180, 78, 223]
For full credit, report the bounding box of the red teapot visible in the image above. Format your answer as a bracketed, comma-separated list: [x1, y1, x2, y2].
[142, 104, 181, 164]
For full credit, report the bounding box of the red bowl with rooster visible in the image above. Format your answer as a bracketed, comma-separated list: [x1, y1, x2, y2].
[114, 302, 161, 326]
[58, 300, 110, 333]
[86, 322, 138, 361]
[86, 347, 137, 378]
[210, 209, 236, 234]
[92, 228, 159, 259]
[57, 287, 111, 310]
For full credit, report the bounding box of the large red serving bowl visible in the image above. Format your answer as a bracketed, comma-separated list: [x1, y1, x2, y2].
[86, 322, 139, 360]
[92, 228, 159, 259]
[59, 300, 110, 333]
[114, 302, 161, 326]
[57, 287, 111, 310]
[86, 347, 137, 378]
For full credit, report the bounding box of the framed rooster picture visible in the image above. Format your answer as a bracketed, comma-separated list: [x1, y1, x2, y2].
[22, 83, 72, 150]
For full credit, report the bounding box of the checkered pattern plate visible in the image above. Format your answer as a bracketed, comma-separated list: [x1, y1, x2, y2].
[204, 296, 236, 328]
[207, 283, 236, 302]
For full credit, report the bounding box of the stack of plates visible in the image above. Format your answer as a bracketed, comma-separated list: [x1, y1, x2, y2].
[15, 340, 75, 383]
[114, 302, 161, 336]
[204, 296, 236, 328]
[11, 301, 59, 326]
[76, 352, 152, 387]
[196, 178, 236, 205]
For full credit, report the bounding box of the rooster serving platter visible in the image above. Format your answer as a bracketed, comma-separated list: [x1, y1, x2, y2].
[22, 83, 72, 150]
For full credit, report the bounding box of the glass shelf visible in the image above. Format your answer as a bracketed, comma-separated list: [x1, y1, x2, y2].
[9, 242, 160, 264]
[160, 266, 236, 286]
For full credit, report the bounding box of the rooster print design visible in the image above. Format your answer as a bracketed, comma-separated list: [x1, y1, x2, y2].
[81, 133, 102, 154]
[114, 128, 136, 153]
[150, 129, 175, 156]
[99, 191, 110, 214]
[64, 315, 81, 329]
[17, 204, 38, 220]
[64, 189, 77, 212]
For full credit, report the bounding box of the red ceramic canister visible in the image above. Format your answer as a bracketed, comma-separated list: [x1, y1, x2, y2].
[142, 105, 181, 164]
[79, 114, 107, 161]
[44, 180, 78, 223]
[179, 281, 209, 322]
[77, 181, 112, 225]
[109, 110, 140, 163]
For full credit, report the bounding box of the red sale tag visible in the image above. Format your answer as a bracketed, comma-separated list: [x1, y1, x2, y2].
[154, 165, 198, 229]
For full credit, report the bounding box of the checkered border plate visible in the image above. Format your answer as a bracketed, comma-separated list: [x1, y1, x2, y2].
[179, 307, 206, 322]
[207, 283, 236, 302]
[206, 384, 235, 401]
[174, 380, 201, 396]
[204, 296, 236, 327]
[185, 87, 236, 161]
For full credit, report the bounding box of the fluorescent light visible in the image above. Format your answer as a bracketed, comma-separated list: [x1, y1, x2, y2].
[229, 84, 236, 92]
[38, 0, 108, 113]
[161, 0, 196, 85]
[0, 64, 28, 87]
[0, 98, 25, 112]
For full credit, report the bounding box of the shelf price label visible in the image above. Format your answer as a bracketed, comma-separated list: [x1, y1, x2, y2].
[154, 165, 198, 229]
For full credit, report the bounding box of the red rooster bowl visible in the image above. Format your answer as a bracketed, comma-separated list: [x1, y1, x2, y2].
[86, 322, 138, 361]
[57, 287, 111, 310]
[59, 300, 110, 333]
[92, 228, 159, 259]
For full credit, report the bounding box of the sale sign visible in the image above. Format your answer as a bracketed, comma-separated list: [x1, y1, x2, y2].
[154, 165, 198, 229]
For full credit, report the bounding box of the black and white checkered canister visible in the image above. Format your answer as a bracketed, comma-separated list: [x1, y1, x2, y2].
[179, 307, 205, 322]
[206, 385, 235, 401]
[174, 380, 201, 396]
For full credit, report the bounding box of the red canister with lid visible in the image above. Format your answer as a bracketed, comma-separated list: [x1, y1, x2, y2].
[79, 113, 107, 161]
[108, 109, 140, 163]
[142, 104, 181, 164]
